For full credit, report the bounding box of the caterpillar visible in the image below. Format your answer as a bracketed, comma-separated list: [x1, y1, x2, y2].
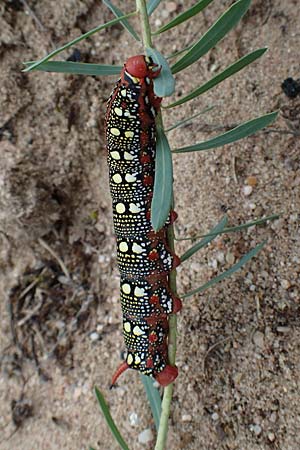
[105, 55, 182, 387]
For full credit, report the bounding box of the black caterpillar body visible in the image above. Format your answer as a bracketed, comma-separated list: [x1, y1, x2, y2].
[105, 55, 181, 387]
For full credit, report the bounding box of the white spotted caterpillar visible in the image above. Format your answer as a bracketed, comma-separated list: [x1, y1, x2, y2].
[105, 55, 182, 387]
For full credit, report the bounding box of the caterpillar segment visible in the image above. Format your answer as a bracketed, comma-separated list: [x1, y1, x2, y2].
[106, 55, 182, 387]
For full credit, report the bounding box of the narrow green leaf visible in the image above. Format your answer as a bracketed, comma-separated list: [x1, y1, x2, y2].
[140, 374, 162, 432]
[174, 111, 279, 153]
[103, 0, 140, 41]
[23, 61, 122, 76]
[147, 0, 161, 15]
[154, 0, 214, 35]
[167, 48, 267, 108]
[182, 241, 266, 298]
[171, 0, 251, 74]
[151, 127, 173, 231]
[89, 447, 96, 450]
[177, 213, 280, 241]
[23, 11, 136, 73]
[165, 106, 215, 132]
[94, 387, 131, 450]
[146, 48, 175, 97]
[181, 215, 228, 263]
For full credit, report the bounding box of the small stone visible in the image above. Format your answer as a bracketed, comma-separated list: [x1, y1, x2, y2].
[58, 275, 71, 285]
[253, 424, 262, 435]
[226, 252, 235, 264]
[138, 428, 154, 444]
[281, 279, 291, 289]
[182, 414, 192, 422]
[276, 326, 291, 333]
[211, 259, 218, 269]
[129, 412, 139, 426]
[90, 332, 100, 342]
[250, 424, 262, 435]
[211, 412, 219, 421]
[268, 432, 276, 442]
[73, 387, 82, 400]
[166, 1, 177, 12]
[246, 176, 257, 186]
[216, 251, 225, 263]
[243, 185, 253, 196]
[253, 330, 265, 348]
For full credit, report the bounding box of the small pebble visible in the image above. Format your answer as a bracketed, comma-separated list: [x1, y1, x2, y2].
[268, 432, 276, 442]
[226, 252, 235, 265]
[129, 412, 139, 426]
[253, 330, 265, 348]
[211, 412, 219, 421]
[166, 1, 177, 12]
[243, 185, 253, 196]
[276, 326, 291, 333]
[90, 332, 100, 342]
[246, 176, 257, 186]
[216, 251, 225, 263]
[250, 424, 262, 435]
[182, 414, 192, 422]
[281, 279, 291, 289]
[138, 428, 154, 444]
[211, 259, 218, 269]
[73, 387, 82, 400]
[58, 275, 71, 285]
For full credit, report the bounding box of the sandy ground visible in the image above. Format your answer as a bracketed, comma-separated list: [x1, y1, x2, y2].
[0, 0, 299, 449]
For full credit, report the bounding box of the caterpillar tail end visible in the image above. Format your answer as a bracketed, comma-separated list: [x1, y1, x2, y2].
[155, 364, 178, 387]
[110, 361, 129, 389]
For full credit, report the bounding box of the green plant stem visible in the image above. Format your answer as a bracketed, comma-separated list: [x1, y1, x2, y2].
[136, 0, 153, 48]
[137, 3, 177, 450]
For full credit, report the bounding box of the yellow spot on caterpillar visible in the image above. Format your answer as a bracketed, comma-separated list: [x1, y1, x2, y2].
[110, 127, 120, 136]
[121, 89, 127, 97]
[124, 152, 134, 160]
[112, 174, 122, 184]
[129, 203, 141, 213]
[132, 243, 143, 254]
[119, 242, 128, 252]
[134, 355, 141, 364]
[124, 322, 131, 333]
[125, 130, 134, 138]
[125, 174, 136, 182]
[134, 287, 145, 297]
[122, 283, 131, 294]
[133, 326, 144, 337]
[114, 107, 123, 116]
[110, 151, 120, 160]
[116, 203, 126, 214]
[127, 354, 134, 365]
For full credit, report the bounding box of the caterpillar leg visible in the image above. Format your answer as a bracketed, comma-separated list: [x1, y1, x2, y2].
[111, 360, 178, 387]
[155, 364, 178, 387]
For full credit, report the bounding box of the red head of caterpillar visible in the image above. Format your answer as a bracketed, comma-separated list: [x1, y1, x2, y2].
[124, 55, 161, 80]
